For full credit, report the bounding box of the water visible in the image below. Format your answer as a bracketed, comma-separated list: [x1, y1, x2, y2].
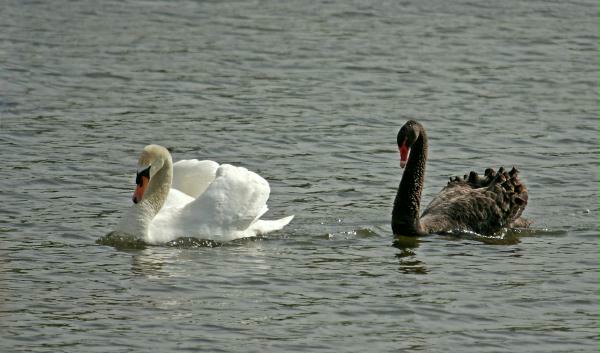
[1, 0, 598, 352]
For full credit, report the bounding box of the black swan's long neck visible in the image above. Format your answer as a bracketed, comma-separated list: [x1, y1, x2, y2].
[392, 128, 428, 236]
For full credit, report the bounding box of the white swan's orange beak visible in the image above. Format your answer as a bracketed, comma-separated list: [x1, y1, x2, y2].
[132, 175, 149, 204]
[133, 166, 151, 204]
[399, 143, 409, 168]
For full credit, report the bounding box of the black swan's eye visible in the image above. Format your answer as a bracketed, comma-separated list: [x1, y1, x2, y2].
[136, 167, 150, 185]
[397, 128, 407, 145]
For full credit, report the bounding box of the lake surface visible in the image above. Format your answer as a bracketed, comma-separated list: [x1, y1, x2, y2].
[1, 0, 598, 352]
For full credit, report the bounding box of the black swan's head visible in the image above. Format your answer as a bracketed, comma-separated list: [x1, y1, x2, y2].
[397, 120, 422, 168]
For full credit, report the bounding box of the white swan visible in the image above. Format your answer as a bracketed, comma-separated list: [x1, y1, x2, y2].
[115, 144, 294, 244]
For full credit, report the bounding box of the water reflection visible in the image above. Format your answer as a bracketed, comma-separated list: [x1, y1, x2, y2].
[392, 235, 428, 275]
[126, 237, 270, 279]
[131, 248, 172, 278]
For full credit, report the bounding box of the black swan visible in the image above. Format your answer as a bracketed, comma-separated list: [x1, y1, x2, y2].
[391, 120, 529, 236]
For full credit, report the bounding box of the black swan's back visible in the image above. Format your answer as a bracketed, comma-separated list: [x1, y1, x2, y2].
[419, 167, 529, 235]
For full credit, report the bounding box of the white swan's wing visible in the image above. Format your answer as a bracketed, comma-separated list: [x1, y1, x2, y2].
[176, 164, 273, 240]
[172, 159, 219, 198]
[250, 215, 295, 235]
[163, 188, 195, 209]
[147, 163, 293, 244]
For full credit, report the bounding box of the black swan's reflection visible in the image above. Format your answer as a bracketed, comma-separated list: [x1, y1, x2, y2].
[393, 235, 428, 274]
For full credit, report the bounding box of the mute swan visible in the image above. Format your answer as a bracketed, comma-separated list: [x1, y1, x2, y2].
[392, 120, 529, 236]
[115, 145, 294, 244]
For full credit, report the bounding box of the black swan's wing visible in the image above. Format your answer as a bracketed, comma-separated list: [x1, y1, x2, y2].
[420, 167, 528, 235]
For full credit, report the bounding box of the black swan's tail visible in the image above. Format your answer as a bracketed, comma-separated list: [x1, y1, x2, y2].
[447, 166, 529, 227]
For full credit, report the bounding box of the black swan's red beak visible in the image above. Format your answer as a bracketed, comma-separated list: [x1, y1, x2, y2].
[399, 142, 409, 168]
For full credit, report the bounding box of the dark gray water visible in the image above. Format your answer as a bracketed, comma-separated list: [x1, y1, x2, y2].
[1, 0, 598, 352]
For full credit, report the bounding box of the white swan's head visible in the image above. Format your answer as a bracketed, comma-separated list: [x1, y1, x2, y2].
[133, 145, 172, 204]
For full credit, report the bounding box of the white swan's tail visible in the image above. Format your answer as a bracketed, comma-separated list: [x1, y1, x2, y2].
[251, 215, 295, 235]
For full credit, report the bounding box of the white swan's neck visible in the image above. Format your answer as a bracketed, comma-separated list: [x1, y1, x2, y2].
[117, 155, 173, 239]
[143, 159, 172, 215]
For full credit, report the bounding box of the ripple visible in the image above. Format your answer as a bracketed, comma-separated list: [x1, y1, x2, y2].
[1, 0, 598, 352]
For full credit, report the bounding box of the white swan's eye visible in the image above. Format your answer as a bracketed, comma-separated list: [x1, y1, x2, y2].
[136, 167, 150, 185]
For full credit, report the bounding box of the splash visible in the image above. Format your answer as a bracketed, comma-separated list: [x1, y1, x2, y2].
[96, 231, 148, 250]
[97, 232, 224, 250]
